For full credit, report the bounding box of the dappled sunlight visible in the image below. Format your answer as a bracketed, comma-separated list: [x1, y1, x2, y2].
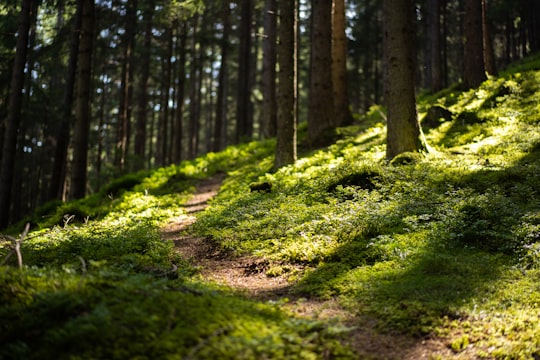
[4, 50, 540, 359]
[192, 61, 540, 355]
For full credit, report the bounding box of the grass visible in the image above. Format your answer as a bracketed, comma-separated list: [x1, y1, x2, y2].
[2, 55, 540, 358]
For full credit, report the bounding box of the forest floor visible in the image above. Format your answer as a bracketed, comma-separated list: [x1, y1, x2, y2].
[161, 176, 464, 360]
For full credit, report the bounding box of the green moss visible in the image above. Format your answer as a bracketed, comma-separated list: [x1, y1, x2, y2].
[4, 54, 540, 359]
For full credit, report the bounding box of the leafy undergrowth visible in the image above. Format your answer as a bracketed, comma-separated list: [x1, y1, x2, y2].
[1, 142, 352, 359]
[2, 55, 540, 359]
[194, 55, 540, 358]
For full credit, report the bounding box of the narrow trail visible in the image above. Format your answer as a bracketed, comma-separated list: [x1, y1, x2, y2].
[161, 173, 305, 301]
[160, 175, 458, 360]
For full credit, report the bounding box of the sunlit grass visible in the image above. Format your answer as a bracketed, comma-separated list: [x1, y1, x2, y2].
[192, 55, 540, 358]
[3, 55, 540, 359]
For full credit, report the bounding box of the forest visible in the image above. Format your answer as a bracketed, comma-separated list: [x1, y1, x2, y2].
[1, 0, 540, 358]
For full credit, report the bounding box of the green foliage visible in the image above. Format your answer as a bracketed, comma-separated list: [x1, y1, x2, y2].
[0, 267, 351, 359]
[0, 136, 352, 359]
[4, 55, 540, 359]
[99, 171, 149, 197]
[192, 55, 540, 357]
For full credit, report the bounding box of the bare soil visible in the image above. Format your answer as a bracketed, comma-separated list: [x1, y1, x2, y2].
[161, 175, 463, 359]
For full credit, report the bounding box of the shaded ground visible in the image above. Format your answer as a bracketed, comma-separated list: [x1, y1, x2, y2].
[161, 176, 462, 359]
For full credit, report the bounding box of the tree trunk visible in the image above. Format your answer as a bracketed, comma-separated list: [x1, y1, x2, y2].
[69, 0, 95, 200]
[262, 0, 278, 138]
[188, 15, 201, 159]
[426, 0, 443, 92]
[156, 26, 173, 167]
[134, 0, 154, 170]
[383, 0, 425, 160]
[213, 1, 231, 152]
[274, 0, 297, 169]
[173, 21, 187, 163]
[463, 0, 486, 88]
[482, 0, 497, 76]
[526, 0, 540, 53]
[308, 0, 334, 148]
[235, 0, 254, 143]
[95, 64, 110, 191]
[0, 0, 35, 228]
[48, 0, 82, 201]
[115, 0, 138, 172]
[332, 0, 353, 126]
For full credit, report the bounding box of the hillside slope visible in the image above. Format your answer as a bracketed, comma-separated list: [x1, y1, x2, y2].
[2, 55, 540, 359]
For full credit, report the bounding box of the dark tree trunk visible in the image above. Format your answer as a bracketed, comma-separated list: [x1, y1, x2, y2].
[156, 26, 173, 167]
[0, 0, 35, 228]
[332, 0, 353, 126]
[235, 0, 254, 143]
[134, 0, 154, 170]
[307, 0, 334, 148]
[188, 16, 201, 159]
[115, 0, 138, 172]
[482, 0, 497, 76]
[274, 0, 297, 169]
[426, 0, 443, 92]
[213, 1, 231, 152]
[95, 63, 109, 191]
[262, 0, 277, 138]
[383, 0, 426, 160]
[48, 0, 82, 201]
[173, 22, 187, 163]
[526, 0, 540, 52]
[463, 0, 486, 88]
[69, 0, 95, 200]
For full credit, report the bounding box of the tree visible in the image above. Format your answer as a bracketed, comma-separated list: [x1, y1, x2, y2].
[463, 0, 486, 88]
[274, 0, 297, 169]
[134, 0, 155, 170]
[236, 0, 254, 143]
[48, 0, 82, 201]
[482, 0, 497, 76]
[188, 15, 201, 159]
[173, 21, 187, 162]
[383, 0, 426, 160]
[332, 0, 353, 126]
[156, 25, 173, 166]
[0, 0, 35, 228]
[262, 0, 278, 138]
[115, 0, 138, 171]
[308, 0, 334, 147]
[425, 0, 443, 92]
[69, 0, 95, 200]
[213, 1, 231, 152]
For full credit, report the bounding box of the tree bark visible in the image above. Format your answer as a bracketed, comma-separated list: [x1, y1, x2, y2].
[115, 0, 138, 172]
[235, 0, 254, 143]
[69, 0, 95, 200]
[332, 0, 353, 126]
[173, 21, 187, 163]
[156, 26, 173, 167]
[274, 0, 297, 169]
[134, 0, 154, 170]
[482, 0, 497, 76]
[308, 0, 334, 148]
[262, 0, 278, 138]
[463, 0, 486, 88]
[426, 0, 443, 92]
[383, 0, 425, 160]
[48, 0, 82, 201]
[188, 15, 201, 159]
[0, 0, 35, 228]
[213, 1, 231, 152]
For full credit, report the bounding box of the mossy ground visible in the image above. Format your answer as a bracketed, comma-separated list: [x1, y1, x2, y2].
[2, 55, 540, 358]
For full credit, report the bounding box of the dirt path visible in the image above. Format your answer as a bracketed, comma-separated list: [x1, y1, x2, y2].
[161, 175, 459, 359]
[161, 173, 301, 301]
